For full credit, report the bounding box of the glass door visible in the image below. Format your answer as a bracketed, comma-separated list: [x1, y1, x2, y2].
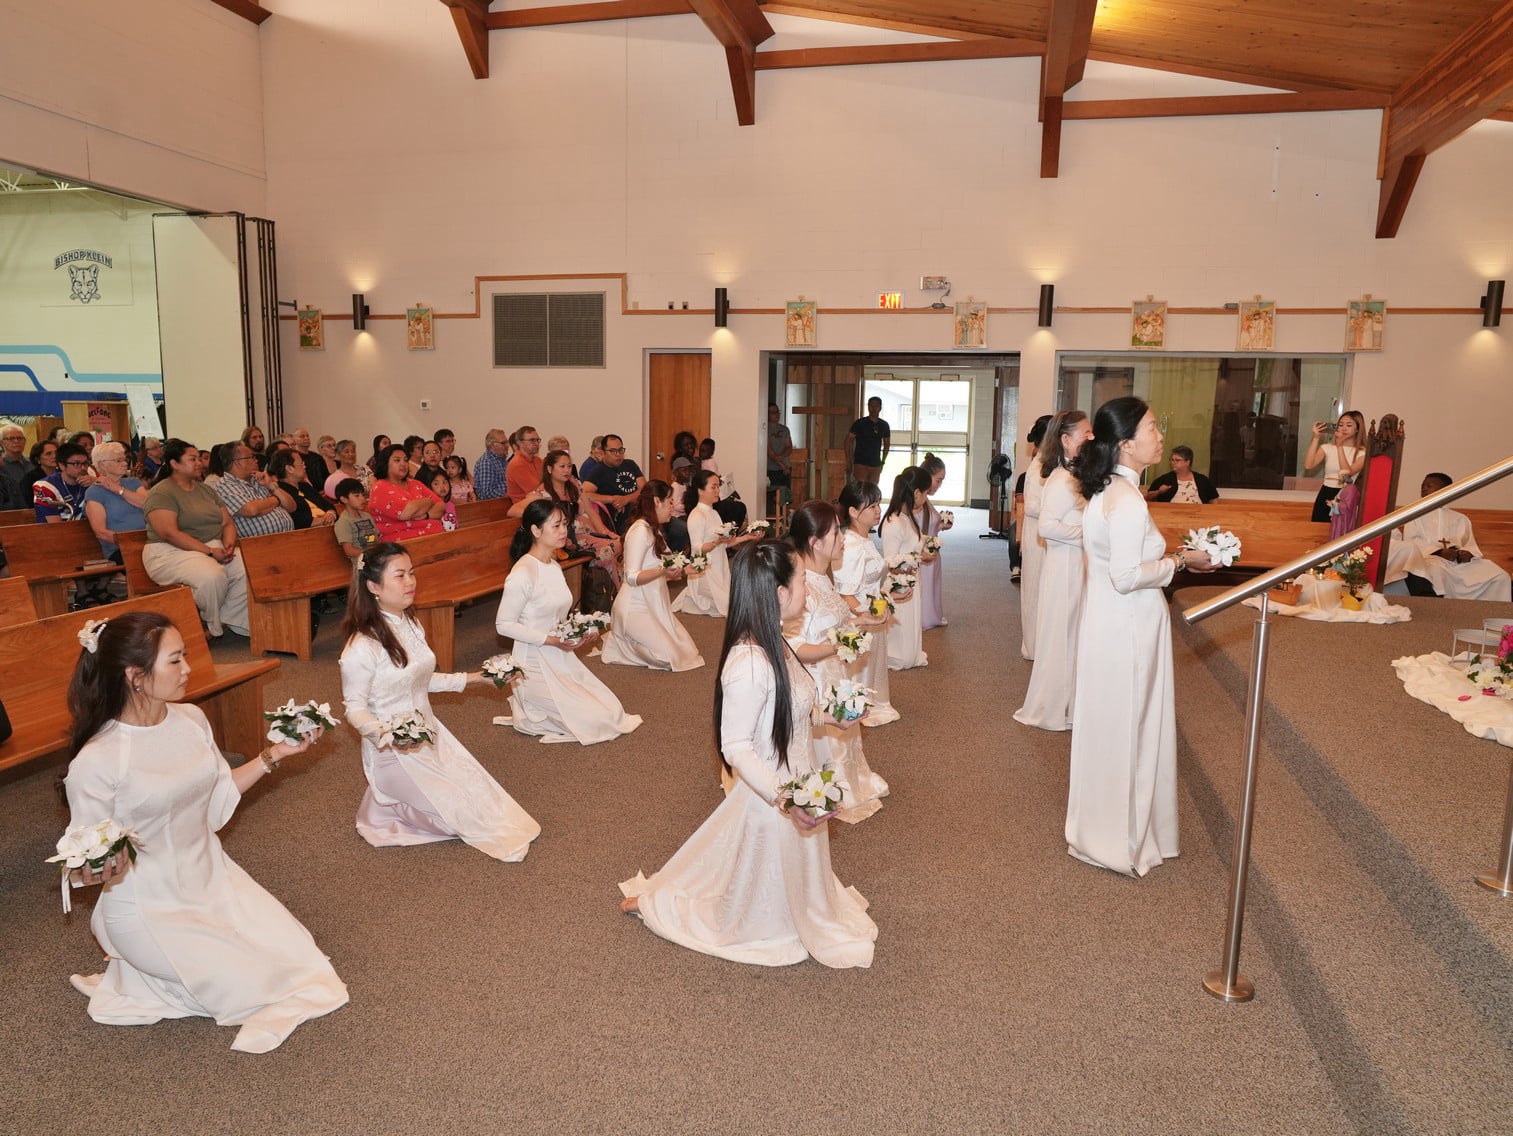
[863, 372, 973, 505]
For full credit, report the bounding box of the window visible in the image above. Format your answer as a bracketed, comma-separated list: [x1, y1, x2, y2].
[1056, 353, 1349, 491]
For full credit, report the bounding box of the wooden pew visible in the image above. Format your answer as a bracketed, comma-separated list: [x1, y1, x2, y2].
[237, 525, 353, 659]
[115, 529, 169, 598]
[408, 520, 519, 670]
[0, 576, 39, 627]
[0, 508, 33, 527]
[1149, 501, 1330, 592]
[0, 586, 281, 773]
[455, 497, 511, 527]
[0, 520, 123, 616]
[1459, 509, 1513, 574]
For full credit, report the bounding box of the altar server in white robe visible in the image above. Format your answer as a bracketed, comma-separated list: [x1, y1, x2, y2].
[1066, 398, 1215, 877]
[1385, 472, 1512, 602]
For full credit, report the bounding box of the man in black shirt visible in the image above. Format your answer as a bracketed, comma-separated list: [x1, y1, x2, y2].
[846, 397, 890, 485]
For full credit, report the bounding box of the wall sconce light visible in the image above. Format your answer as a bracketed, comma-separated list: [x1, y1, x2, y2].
[714, 287, 730, 328]
[1038, 283, 1055, 328]
[352, 293, 370, 331]
[1481, 279, 1504, 328]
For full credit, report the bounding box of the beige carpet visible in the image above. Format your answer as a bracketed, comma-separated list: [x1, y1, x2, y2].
[2, 512, 1508, 1134]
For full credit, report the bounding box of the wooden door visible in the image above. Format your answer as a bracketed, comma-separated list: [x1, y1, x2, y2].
[647, 353, 711, 485]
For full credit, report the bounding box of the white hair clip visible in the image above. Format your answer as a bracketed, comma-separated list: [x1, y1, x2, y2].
[356, 553, 366, 572]
[77, 618, 108, 654]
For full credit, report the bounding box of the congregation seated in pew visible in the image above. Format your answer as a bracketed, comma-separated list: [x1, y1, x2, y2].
[1385, 473, 1513, 602]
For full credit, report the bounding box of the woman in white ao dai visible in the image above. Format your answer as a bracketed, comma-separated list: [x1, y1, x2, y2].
[880, 468, 933, 671]
[602, 484, 703, 671]
[833, 481, 899, 726]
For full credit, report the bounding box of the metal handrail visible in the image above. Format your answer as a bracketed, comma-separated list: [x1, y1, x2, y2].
[1183, 454, 1513, 1004]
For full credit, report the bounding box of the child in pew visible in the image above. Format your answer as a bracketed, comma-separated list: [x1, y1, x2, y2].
[332, 479, 379, 562]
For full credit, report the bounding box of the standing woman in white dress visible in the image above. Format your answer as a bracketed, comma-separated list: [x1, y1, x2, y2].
[60, 612, 348, 1053]
[601, 481, 704, 671]
[340, 542, 541, 861]
[916, 453, 955, 630]
[787, 500, 889, 821]
[1014, 411, 1092, 732]
[1065, 398, 1214, 877]
[834, 480, 900, 726]
[880, 467, 932, 671]
[671, 470, 753, 617]
[1020, 415, 1052, 660]
[496, 500, 642, 745]
[619, 540, 877, 968]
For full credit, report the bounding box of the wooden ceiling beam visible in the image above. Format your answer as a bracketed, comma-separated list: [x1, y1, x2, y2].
[1063, 90, 1387, 120]
[487, 0, 692, 30]
[758, 3, 1010, 41]
[1043, 0, 1097, 98]
[209, 0, 271, 24]
[1375, 0, 1513, 237]
[1085, 49, 1353, 95]
[756, 37, 1041, 71]
[439, 0, 490, 79]
[687, 0, 774, 125]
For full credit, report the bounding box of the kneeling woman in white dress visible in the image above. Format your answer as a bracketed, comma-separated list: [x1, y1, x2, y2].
[61, 611, 348, 1053]
[787, 500, 889, 821]
[880, 467, 933, 670]
[340, 541, 541, 861]
[671, 470, 753, 617]
[496, 500, 643, 745]
[1014, 410, 1091, 732]
[619, 539, 877, 968]
[602, 481, 704, 670]
[1065, 398, 1214, 877]
[833, 480, 900, 726]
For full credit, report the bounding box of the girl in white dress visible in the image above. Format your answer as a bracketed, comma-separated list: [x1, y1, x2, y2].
[496, 500, 643, 745]
[340, 542, 541, 860]
[1015, 411, 1092, 732]
[787, 500, 889, 822]
[602, 481, 704, 671]
[880, 467, 933, 671]
[1066, 398, 1215, 877]
[61, 611, 348, 1053]
[1020, 426, 1049, 660]
[671, 471, 756, 617]
[834, 480, 900, 726]
[619, 539, 877, 968]
[916, 452, 955, 630]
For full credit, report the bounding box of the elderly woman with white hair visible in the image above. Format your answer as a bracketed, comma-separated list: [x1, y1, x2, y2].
[83, 441, 149, 563]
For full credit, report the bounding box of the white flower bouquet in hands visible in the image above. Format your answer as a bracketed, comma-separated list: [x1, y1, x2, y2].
[865, 592, 896, 618]
[887, 568, 919, 594]
[572, 610, 611, 634]
[939, 509, 954, 527]
[826, 626, 874, 663]
[818, 678, 876, 723]
[715, 520, 739, 538]
[263, 698, 340, 745]
[659, 551, 689, 571]
[47, 820, 141, 912]
[745, 520, 770, 536]
[1182, 526, 1242, 568]
[921, 534, 943, 556]
[779, 766, 849, 819]
[686, 551, 710, 574]
[376, 711, 436, 750]
[482, 654, 524, 688]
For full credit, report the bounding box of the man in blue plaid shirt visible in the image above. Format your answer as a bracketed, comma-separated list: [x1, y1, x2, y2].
[474, 428, 510, 500]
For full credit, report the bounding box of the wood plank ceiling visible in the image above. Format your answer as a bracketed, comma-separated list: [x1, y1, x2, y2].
[216, 0, 1513, 237]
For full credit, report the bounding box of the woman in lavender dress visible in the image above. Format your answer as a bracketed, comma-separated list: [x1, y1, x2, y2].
[916, 452, 954, 630]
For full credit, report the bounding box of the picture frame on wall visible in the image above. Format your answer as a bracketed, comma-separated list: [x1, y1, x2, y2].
[1346, 298, 1385, 352]
[407, 305, 434, 350]
[298, 308, 324, 350]
[953, 301, 987, 348]
[785, 300, 817, 347]
[1131, 300, 1167, 350]
[1237, 299, 1275, 351]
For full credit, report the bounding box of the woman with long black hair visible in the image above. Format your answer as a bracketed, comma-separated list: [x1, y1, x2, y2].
[601, 481, 703, 671]
[1065, 398, 1213, 877]
[495, 499, 641, 744]
[60, 612, 347, 1052]
[833, 479, 900, 726]
[916, 452, 954, 629]
[340, 542, 540, 860]
[620, 539, 876, 968]
[880, 466, 932, 670]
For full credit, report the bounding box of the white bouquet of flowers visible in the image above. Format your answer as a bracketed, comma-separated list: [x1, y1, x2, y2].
[778, 765, 849, 819]
[887, 568, 919, 594]
[376, 711, 436, 750]
[686, 551, 710, 574]
[818, 678, 876, 723]
[47, 819, 141, 912]
[826, 626, 874, 663]
[1182, 526, 1242, 568]
[263, 698, 340, 745]
[715, 520, 739, 538]
[482, 653, 524, 688]
[746, 520, 770, 536]
[939, 509, 955, 527]
[865, 592, 896, 618]
[921, 534, 943, 556]
[660, 551, 689, 571]
[572, 610, 611, 635]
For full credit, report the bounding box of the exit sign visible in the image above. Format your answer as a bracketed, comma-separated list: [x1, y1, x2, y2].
[878, 292, 902, 310]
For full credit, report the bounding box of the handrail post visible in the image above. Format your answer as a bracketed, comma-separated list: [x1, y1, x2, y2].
[1475, 758, 1513, 897]
[1204, 591, 1270, 1003]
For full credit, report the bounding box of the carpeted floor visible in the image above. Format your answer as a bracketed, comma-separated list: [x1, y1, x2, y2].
[2, 511, 1509, 1134]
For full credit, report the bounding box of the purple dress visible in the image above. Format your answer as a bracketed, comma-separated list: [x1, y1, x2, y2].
[916, 504, 947, 630]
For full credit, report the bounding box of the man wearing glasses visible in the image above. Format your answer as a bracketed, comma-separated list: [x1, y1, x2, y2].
[215, 444, 295, 538]
[584, 433, 645, 529]
[505, 424, 545, 502]
[34, 442, 92, 523]
[475, 428, 510, 500]
[1, 423, 36, 509]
